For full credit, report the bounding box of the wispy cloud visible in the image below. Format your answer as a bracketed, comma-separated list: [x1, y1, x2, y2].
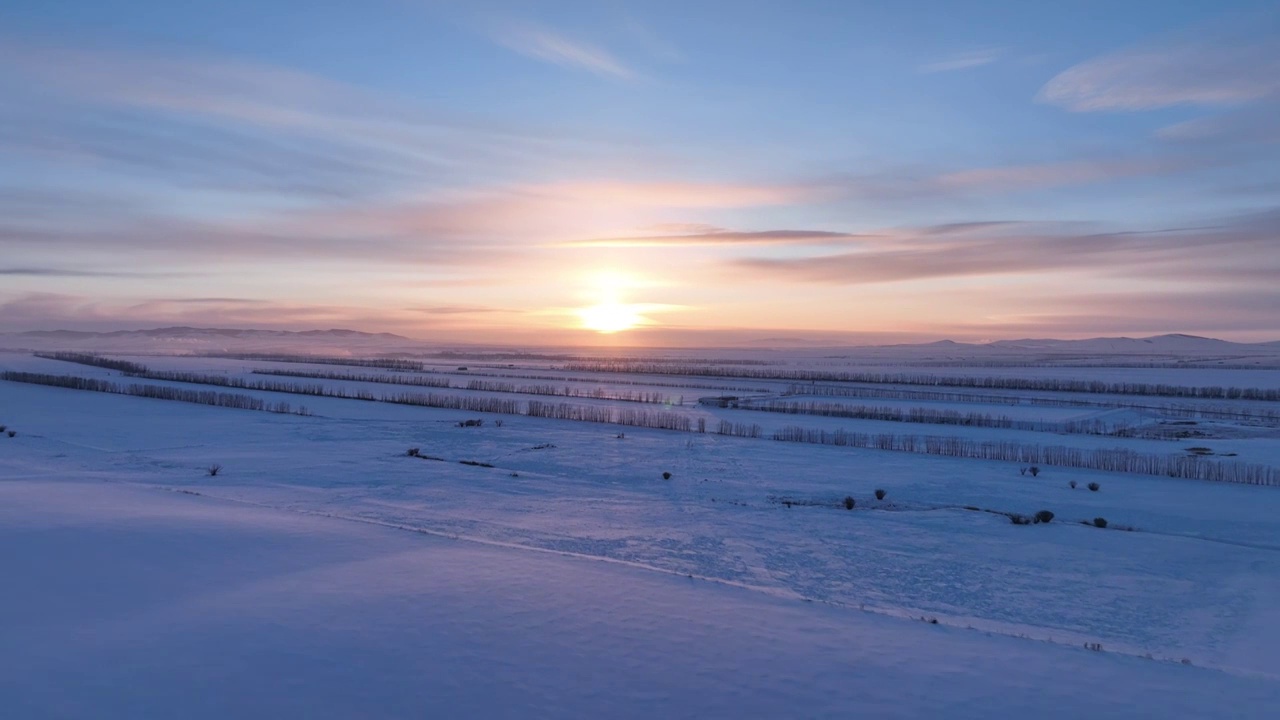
[0, 177, 819, 268]
[623, 16, 682, 63]
[0, 41, 638, 202]
[561, 229, 868, 248]
[490, 21, 635, 79]
[1038, 17, 1280, 111]
[529, 181, 813, 208]
[950, 288, 1280, 337]
[0, 267, 182, 278]
[729, 211, 1280, 285]
[934, 157, 1193, 192]
[0, 292, 494, 335]
[919, 48, 1003, 73]
[406, 305, 513, 315]
[1157, 103, 1280, 145]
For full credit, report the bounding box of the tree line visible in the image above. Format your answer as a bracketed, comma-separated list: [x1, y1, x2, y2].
[566, 363, 1280, 400]
[247, 368, 677, 404]
[8, 369, 1271, 485]
[770, 426, 1278, 486]
[741, 399, 1132, 437]
[2, 372, 306, 415]
[788, 383, 1280, 423]
[202, 353, 426, 371]
[35, 352, 148, 375]
[2, 370, 737, 436]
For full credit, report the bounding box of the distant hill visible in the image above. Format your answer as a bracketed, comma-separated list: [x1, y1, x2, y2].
[981, 334, 1277, 355]
[12, 327, 409, 341]
[0, 327, 415, 354]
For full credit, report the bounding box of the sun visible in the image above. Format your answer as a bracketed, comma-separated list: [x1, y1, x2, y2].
[574, 270, 651, 334]
[579, 302, 643, 334]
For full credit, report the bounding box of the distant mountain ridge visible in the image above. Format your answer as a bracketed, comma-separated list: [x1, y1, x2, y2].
[11, 327, 409, 341]
[0, 326, 416, 354]
[881, 333, 1280, 355]
[983, 333, 1278, 353]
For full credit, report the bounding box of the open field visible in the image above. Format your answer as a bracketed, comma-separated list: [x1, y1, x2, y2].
[4, 346, 1280, 717]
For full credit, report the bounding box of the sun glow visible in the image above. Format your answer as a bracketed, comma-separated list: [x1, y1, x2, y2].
[579, 301, 644, 333]
[575, 270, 650, 334]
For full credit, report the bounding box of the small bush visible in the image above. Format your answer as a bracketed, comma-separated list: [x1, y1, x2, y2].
[0, 425, 6, 432]
[407, 447, 420, 457]
[1088, 482, 1101, 492]
[494, 419, 503, 427]
[1010, 513, 1031, 525]
[1093, 517, 1108, 528]
[843, 496, 855, 510]
[1034, 510, 1055, 524]
[1069, 480, 1077, 489]
[6, 430, 14, 438]
[1019, 467, 1027, 476]
[207, 464, 222, 477]
[1029, 466, 1040, 477]
[874, 488, 886, 500]
[662, 471, 672, 480]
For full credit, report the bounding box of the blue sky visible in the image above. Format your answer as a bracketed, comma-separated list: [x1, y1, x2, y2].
[1, 0, 1278, 343]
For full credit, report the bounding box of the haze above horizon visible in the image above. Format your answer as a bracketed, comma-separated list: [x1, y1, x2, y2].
[2, 1, 1278, 345]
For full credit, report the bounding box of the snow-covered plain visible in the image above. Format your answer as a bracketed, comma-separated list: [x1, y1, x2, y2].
[3, 343, 1280, 718]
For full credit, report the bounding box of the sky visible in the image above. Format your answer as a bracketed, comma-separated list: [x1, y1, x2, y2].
[1, 0, 1278, 345]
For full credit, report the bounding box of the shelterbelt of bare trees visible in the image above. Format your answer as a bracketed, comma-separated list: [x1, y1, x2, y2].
[567, 363, 1280, 401]
[5, 369, 1274, 486]
[771, 427, 1278, 486]
[250, 369, 676, 404]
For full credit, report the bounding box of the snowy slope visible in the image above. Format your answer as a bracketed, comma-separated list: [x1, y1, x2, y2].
[3, 480, 1277, 720]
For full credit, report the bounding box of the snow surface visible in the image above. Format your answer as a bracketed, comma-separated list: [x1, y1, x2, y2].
[3, 347, 1280, 717]
[4, 480, 1278, 719]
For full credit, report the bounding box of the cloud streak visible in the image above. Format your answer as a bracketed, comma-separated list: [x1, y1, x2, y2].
[934, 157, 1195, 192]
[491, 22, 635, 79]
[1038, 17, 1280, 111]
[0, 41, 644, 203]
[919, 48, 1002, 73]
[562, 229, 868, 248]
[730, 211, 1280, 285]
[0, 267, 183, 278]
